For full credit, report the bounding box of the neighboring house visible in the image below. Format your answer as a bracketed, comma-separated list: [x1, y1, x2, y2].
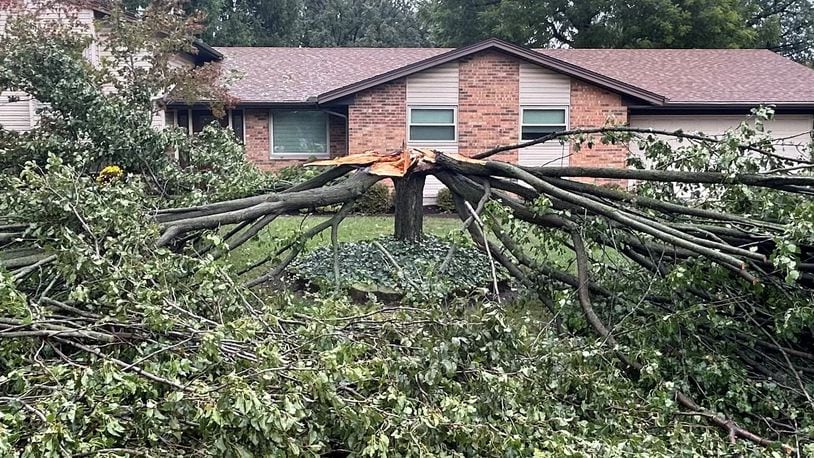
[165, 39, 814, 202]
[0, 0, 220, 131]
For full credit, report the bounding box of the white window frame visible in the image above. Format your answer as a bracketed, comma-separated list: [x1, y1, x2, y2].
[520, 106, 569, 141]
[408, 106, 458, 143]
[269, 110, 331, 159]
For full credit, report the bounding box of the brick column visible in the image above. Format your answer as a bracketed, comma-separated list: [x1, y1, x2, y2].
[458, 50, 520, 161]
[348, 79, 407, 154]
[569, 80, 629, 185]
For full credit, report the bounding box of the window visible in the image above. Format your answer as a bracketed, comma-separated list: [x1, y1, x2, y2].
[230, 110, 244, 143]
[271, 110, 329, 157]
[191, 110, 229, 133]
[409, 107, 456, 142]
[175, 110, 189, 134]
[521, 108, 567, 140]
[167, 109, 244, 142]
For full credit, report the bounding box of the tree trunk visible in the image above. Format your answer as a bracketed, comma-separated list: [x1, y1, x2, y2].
[393, 173, 426, 242]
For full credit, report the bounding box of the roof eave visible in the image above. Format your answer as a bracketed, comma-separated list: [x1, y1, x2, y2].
[316, 38, 668, 106]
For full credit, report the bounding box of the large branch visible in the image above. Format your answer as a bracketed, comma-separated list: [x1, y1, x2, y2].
[156, 171, 382, 246]
[472, 126, 813, 165]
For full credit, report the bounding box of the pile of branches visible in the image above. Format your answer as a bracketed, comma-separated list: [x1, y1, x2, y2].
[3, 124, 814, 452]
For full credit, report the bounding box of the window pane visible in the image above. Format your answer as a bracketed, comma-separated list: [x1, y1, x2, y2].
[273, 111, 328, 154]
[410, 126, 455, 141]
[231, 110, 244, 143]
[412, 109, 454, 124]
[523, 109, 566, 125]
[176, 110, 189, 134]
[192, 110, 228, 133]
[521, 125, 566, 140]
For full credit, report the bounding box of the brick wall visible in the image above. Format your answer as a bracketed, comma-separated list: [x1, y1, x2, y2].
[458, 50, 519, 162]
[569, 80, 629, 184]
[348, 79, 407, 154]
[329, 115, 347, 157]
[244, 109, 275, 170]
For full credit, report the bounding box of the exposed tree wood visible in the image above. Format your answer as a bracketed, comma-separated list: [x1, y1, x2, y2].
[393, 173, 426, 242]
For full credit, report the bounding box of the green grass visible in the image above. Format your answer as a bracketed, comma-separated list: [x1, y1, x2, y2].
[228, 215, 463, 268]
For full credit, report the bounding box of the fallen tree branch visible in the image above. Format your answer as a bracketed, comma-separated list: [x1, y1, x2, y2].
[675, 391, 795, 454]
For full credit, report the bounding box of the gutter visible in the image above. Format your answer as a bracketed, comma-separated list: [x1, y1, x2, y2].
[629, 102, 814, 115]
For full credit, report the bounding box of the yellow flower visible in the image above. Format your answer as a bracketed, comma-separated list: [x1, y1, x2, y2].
[97, 165, 124, 183]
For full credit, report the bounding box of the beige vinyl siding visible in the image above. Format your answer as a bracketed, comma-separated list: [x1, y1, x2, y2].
[629, 114, 814, 160]
[406, 63, 460, 205]
[406, 63, 459, 106]
[169, 53, 197, 70]
[519, 64, 570, 105]
[518, 63, 571, 167]
[0, 91, 34, 131]
[0, 10, 8, 34]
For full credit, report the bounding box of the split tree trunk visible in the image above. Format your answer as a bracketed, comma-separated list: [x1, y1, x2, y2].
[393, 173, 426, 242]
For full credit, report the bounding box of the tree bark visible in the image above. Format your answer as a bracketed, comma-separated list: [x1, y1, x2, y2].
[393, 173, 426, 242]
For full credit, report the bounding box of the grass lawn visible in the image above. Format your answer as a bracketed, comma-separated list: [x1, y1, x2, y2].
[228, 214, 463, 268]
[228, 214, 589, 277]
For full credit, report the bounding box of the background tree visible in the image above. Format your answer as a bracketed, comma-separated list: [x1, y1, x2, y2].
[125, 0, 429, 47]
[299, 0, 429, 47]
[423, 0, 814, 63]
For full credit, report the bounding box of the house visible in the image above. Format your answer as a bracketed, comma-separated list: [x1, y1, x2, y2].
[165, 39, 814, 202]
[3, 1, 814, 203]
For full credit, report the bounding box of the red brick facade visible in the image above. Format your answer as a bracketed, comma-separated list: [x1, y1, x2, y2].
[568, 80, 629, 184]
[329, 115, 348, 157]
[240, 53, 632, 173]
[348, 79, 407, 154]
[244, 109, 275, 170]
[458, 50, 520, 162]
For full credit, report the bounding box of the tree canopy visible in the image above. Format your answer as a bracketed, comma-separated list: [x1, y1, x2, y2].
[123, 0, 814, 62]
[425, 0, 814, 63]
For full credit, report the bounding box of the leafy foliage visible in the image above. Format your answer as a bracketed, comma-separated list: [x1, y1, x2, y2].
[423, 0, 814, 63]
[2, 4, 814, 457]
[435, 187, 456, 213]
[0, 162, 790, 456]
[123, 0, 429, 47]
[289, 235, 506, 300]
[0, 9, 276, 203]
[352, 182, 393, 214]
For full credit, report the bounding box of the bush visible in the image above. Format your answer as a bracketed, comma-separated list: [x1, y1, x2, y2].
[353, 182, 392, 214]
[436, 187, 456, 213]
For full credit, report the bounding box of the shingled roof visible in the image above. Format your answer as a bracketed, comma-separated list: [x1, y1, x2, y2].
[214, 39, 814, 108]
[538, 48, 814, 105]
[215, 47, 450, 104]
